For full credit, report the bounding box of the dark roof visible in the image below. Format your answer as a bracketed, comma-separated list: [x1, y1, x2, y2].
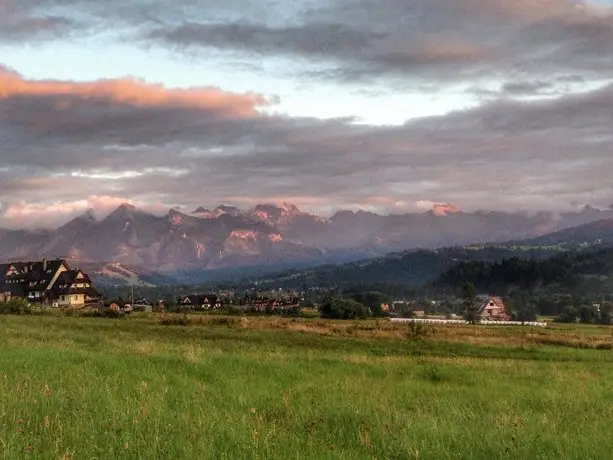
[1, 259, 68, 291]
[0, 259, 99, 301]
[55, 269, 91, 284]
[52, 270, 94, 295]
[478, 296, 506, 313]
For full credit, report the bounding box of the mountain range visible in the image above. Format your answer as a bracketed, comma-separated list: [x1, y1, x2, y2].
[1, 202, 613, 285]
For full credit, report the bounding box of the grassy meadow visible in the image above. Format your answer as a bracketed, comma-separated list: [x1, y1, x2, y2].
[1, 314, 612, 459]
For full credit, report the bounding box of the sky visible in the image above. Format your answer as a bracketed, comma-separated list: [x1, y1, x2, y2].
[2, 0, 613, 228]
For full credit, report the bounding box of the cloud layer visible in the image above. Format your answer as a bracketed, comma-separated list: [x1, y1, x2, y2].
[2, 0, 613, 227]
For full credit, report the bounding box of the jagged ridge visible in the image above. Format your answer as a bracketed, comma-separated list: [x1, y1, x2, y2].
[1, 203, 613, 278]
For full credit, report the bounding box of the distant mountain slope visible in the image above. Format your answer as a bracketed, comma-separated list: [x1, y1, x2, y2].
[242, 246, 559, 290]
[232, 216, 613, 291]
[507, 218, 613, 249]
[80, 262, 175, 287]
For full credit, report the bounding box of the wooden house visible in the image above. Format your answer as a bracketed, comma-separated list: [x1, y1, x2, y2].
[0, 259, 100, 307]
[477, 296, 510, 321]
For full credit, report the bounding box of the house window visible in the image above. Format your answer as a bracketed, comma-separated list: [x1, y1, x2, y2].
[73, 295, 78, 300]
[61, 296, 66, 301]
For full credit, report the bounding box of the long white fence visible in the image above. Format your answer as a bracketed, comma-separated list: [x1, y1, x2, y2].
[390, 318, 547, 327]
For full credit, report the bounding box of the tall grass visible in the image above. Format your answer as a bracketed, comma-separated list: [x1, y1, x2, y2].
[0, 315, 612, 458]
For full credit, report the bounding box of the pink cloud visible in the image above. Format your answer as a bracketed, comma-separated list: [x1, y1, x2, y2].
[0, 195, 171, 229]
[0, 65, 268, 118]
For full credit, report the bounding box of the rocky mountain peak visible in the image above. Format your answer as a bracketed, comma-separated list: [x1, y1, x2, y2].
[80, 208, 97, 222]
[432, 203, 461, 216]
[105, 202, 137, 220]
[252, 203, 304, 225]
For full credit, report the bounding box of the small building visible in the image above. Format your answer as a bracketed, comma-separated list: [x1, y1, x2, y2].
[53, 269, 101, 307]
[246, 294, 300, 311]
[179, 294, 222, 309]
[477, 296, 510, 321]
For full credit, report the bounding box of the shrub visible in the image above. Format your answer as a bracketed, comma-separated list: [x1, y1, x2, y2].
[281, 307, 303, 317]
[597, 302, 613, 325]
[406, 321, 430, 339]
[208, 317, 246, 327]
[81, 308, 126, 319]
[320, 296, 370, 320]
[159, 314, 190, 326]
[165, 305, 194, 314]
[0, 299, 33, 315]
[217, 306, 244, 316]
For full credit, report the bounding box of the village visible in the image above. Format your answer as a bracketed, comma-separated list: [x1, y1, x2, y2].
[0, 258, 531, 325]
[0, 258, 305, 313]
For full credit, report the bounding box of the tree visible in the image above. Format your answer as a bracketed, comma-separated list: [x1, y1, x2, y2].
[462, 282, 479, 324]
[347, 291, 389, 317]
[508, 294, 538, 323]
[555, 304, 578, 323]
[598, 301, 613, 325]
[578, 304, 596, 324]
[320, 296, 370, 320]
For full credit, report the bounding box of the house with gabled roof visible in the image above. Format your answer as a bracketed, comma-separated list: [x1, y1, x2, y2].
[476, 295, 510, 321]
[53, 269, 101, 307]
[179, 294, 222, 309]
[0, 259, 101, 307]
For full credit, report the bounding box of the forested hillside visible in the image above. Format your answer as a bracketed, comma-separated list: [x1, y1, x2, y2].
[244, 246, 557, 290]
[433, 247, 613, 297]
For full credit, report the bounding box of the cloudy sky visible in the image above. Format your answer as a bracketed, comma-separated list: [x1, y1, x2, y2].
[2, 0, 613, 228]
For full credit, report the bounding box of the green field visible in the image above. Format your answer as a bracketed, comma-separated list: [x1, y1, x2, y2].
[1, 315, 612, 459]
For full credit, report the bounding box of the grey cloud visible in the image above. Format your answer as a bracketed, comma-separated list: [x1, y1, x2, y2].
[145, 20, 502, 84]
[135, 0, 613, 93]
[0, 16, 71, 42]
[0, 0, 73, 41]
[6, 0, 613, 95]
[148, 22, 382, 58]
[4, 72, 613, 214]
[500, 81, 554, 96]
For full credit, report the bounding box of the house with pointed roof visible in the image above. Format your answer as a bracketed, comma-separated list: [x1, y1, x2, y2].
[0, 259, 101, 307]
[53, 269, 101, 307]
[179, 294, 222, 309]
[477, 295, 510, 321]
